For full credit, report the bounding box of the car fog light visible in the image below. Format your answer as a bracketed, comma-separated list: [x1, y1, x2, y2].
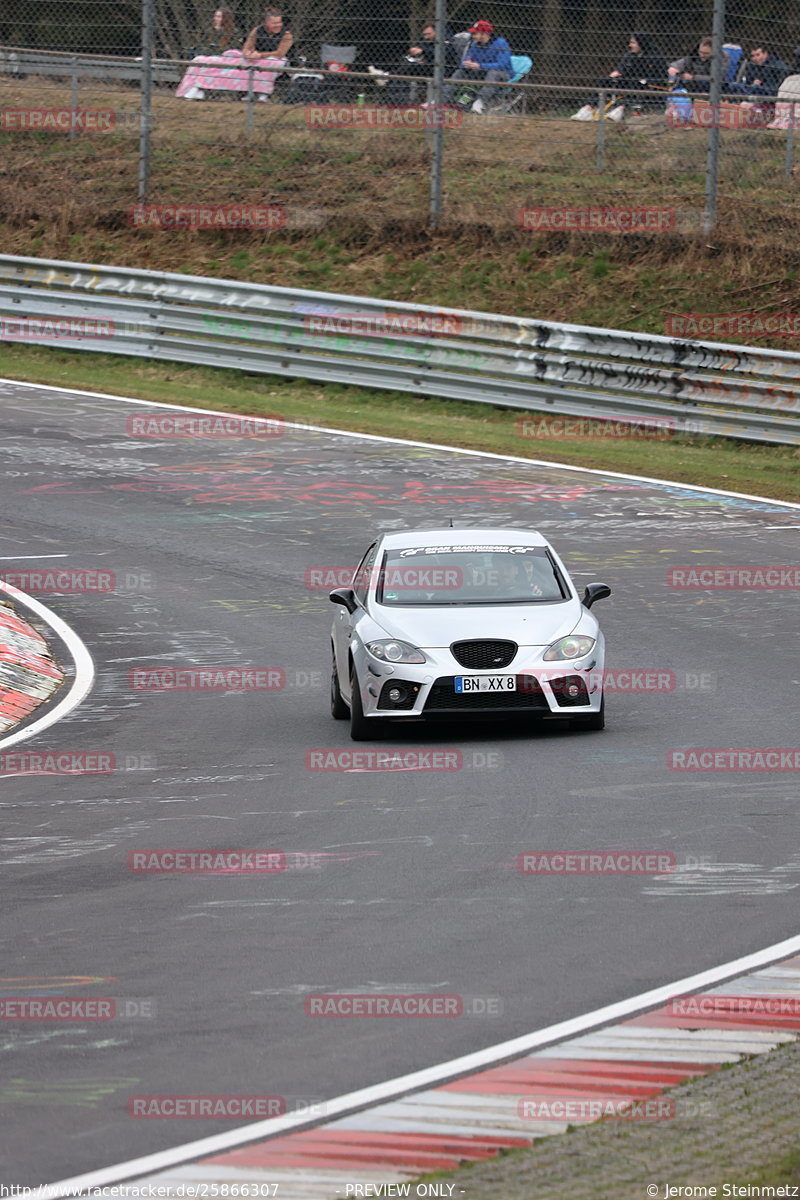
[388, 687, 405, 703]
[567, 683, 581, 698]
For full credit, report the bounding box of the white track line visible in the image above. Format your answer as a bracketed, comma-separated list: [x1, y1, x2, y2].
[2, 378, 797, 1190]
[0, 580, 95, 750]
[2, 376, 799, 510]
[50, 933, 800, 1191]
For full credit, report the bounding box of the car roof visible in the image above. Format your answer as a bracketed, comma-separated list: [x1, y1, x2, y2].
[378, 528, 551, 550]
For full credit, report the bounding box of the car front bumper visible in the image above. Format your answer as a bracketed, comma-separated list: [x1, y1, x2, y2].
[352, 644, 605, 721]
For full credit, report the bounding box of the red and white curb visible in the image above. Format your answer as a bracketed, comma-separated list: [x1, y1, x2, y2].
[130, 957, 800, 1196]
[54, 948, 800, 1198]
[0, 597, 64, 732]
[0, 580, 95, 752]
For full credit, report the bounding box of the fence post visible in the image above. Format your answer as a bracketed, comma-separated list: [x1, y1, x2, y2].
[785, 102, 795, 180]
[246, 67, 255, 138]
[428, 0, 446, 228]
[69, 56, 78, 142]
[703, 0, 725, 234]
[138, 0, 153, 199]
[596, 88, 606, 169]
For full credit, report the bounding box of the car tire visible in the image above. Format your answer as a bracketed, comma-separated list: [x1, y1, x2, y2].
[349, 664, 378, 741]
[330, 648, 349, 719]
[572, 696, 605, 732]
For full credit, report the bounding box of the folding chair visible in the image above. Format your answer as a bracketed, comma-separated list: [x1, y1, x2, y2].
[490, 54, 533, 113]
[723, 43, 744, 87]
[282, 43, 357, 104]
[321, 44, 357, 73]
[320, 43, 357, 102]
[451, 31, 472, 65]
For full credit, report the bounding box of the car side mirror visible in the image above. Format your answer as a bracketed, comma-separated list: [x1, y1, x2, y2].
[582, 582, 611, 609]
[329, 588, 358, 614]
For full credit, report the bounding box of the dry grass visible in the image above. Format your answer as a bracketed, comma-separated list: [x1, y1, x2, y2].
[1, 73, 800, 346]
[2, 74, 800, 229]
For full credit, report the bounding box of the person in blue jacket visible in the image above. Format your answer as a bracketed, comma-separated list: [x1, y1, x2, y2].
[442, 19, 512, 112]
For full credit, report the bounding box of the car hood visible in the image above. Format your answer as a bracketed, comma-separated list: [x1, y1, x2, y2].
[368, 599, 582, 648]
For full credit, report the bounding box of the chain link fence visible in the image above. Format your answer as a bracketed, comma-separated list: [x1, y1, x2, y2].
[1, 0, 799, 235]
[3, 0, 798, 78]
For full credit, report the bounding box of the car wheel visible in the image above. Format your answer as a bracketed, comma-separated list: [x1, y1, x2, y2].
[349, 664, 377, 741]
[330, 648, 349, 719]
[572, 696, 605, 732]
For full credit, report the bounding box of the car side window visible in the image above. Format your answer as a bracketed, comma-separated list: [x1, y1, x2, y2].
[353, 543, 378, 606]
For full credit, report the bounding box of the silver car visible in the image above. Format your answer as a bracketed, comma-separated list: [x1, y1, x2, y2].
[329, 528, 611, 741]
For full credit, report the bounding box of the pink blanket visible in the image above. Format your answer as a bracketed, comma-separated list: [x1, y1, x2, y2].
[176, 50, 286, 98]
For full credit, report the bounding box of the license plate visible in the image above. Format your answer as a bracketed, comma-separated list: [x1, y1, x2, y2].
[455, 675, 517, 693]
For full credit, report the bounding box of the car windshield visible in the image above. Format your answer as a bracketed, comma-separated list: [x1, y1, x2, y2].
[376, 545, 569, 607]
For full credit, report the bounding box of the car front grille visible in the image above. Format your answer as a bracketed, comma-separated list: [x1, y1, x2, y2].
[451, 639, 517, 670]
[424, 676, 549, 712]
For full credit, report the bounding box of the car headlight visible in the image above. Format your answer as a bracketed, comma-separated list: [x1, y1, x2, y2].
[543, 635, 595, 661]
[365, 639, 426, 664]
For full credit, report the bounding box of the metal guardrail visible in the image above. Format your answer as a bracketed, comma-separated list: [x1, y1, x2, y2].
[0, 254, 798, 444]
[0, 46, 181, 85]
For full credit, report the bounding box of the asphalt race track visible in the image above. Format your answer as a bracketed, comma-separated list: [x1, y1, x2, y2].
[1, 378, 799, 1185]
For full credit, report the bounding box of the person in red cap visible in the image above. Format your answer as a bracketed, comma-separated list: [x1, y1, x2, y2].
[443, 19, 513, 111]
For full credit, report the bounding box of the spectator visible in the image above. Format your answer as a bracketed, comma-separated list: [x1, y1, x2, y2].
[207, 9, 239, 52]
[729, 44, 789, 97]
[406, 22, 461, 75]
[442, 19, 512, 113]
[179, 9, 290, 102]
[184, 9, 240, 60]
[371, 23, 460, 104]
[668, 37, 729, 93]
[767, 71, 800, 128]
[572, 31, 667, 121]
[243, 7, 293, 63]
